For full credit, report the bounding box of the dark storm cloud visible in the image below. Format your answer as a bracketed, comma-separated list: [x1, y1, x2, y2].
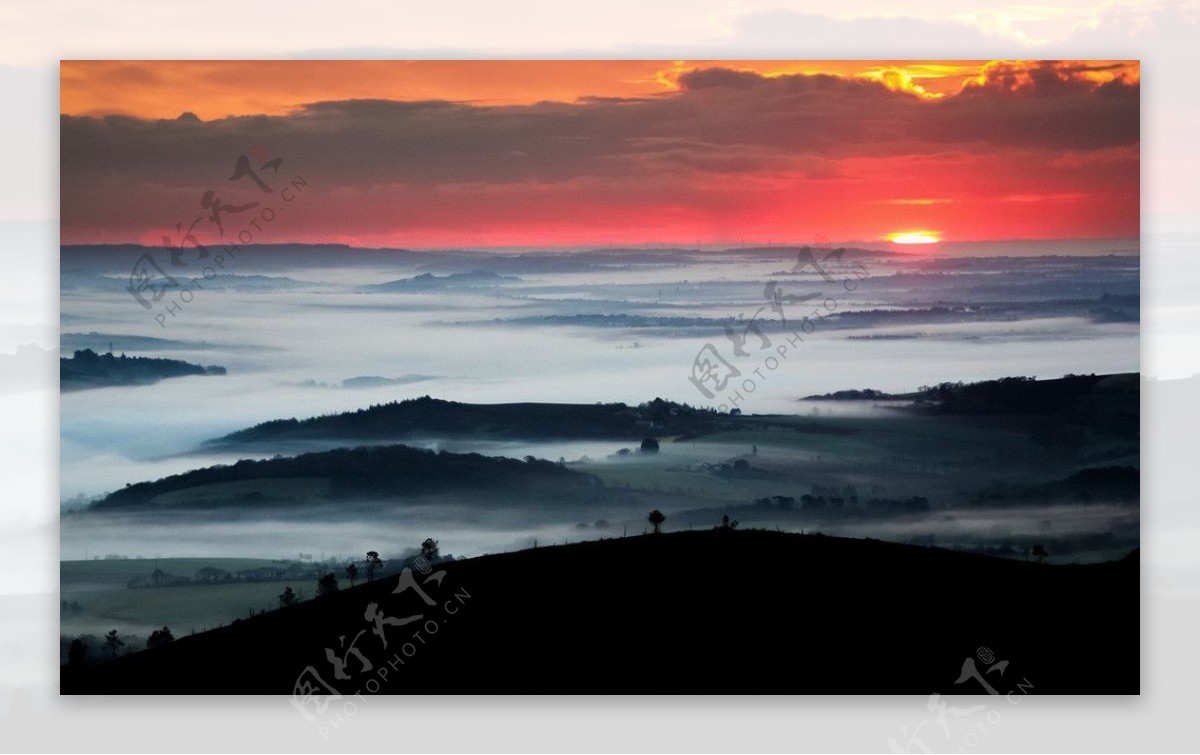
[59, 63, 1138, 239]
[62, 62, 1137, 180]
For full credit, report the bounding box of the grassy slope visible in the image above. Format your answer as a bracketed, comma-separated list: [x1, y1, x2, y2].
[62, 583, 290, 637]
[62, 530, 1138, 694]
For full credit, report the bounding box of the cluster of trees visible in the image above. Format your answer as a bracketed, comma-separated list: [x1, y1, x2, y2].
[614, 437, 661, 457]
[804, 388, 893, 401]
[147, 626, 175, 649]
[65, 626, 175, 669]
[61, 348, 225, 390]
[705, 458, 752, 477]
[343, 550, 386, 587]
[317, 573, 339, 597]
[126, 563, 327, 589]
[312, 539, 446, 601]
[68, 539, 451, 670]
[747, 486, 928, 518]
[126, 568, 190, 589]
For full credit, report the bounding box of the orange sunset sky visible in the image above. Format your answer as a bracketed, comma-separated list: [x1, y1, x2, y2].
[59, 60, 1139, 248]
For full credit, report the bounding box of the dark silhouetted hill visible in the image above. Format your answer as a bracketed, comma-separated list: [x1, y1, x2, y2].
[808, 372, 1136, 414]
[207, 396, 731, 447]
[91, 444, 602, 510]
[60, 348, 225, 391]
[369, 271, 519, 291]
[61, 529, 1138, 694]
[806, 372, 1139, 443]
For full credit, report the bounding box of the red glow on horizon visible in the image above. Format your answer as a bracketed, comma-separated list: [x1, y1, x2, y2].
[886, 231, 942, 245]
[59, 60, 1141, 247]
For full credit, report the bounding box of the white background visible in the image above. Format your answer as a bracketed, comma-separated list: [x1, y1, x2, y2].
[1, 1, 1198, 751]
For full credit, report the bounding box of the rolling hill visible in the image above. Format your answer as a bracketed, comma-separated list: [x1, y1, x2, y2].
[60, 529, 1139, 694]
[205, 396, 733, 447]
[89, 444, 603, 510]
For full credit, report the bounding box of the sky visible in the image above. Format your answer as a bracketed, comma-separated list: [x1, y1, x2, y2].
[59, 59, 1139, 248]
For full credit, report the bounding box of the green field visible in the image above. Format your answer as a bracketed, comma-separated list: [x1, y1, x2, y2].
[575, 408, 1138, 521]
[61, 557, 317, 640]
[62, 557, 287, 586]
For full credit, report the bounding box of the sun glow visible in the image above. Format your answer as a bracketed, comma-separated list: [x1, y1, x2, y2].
[886, 231, 942, 245]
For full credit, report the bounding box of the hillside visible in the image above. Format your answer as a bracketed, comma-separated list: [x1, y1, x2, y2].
[206, 396, 733, 447]
[369, 270, 520, 291]
[90, 444, 602, 510]
[806, 372, 1138, 417]
[60, 348, 226, 392]
[61, 530, 1139, 694]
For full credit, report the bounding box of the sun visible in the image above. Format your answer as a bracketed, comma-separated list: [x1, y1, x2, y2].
[886, 231, 942, 245]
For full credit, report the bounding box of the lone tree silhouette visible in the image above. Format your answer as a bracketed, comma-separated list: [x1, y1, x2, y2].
[1031, 544, 1049, 564]
[317, 573, 339, 597]
[147, 626, 174, 649]
[648, 509, 666, 534]
[640, 437, 660, 454]
[345, 562, 359, 587]
[365, 551, 383, 581]
[278, 586, 297, 608]
[103, 629, 124, 659]
[421, 538, 440, 562]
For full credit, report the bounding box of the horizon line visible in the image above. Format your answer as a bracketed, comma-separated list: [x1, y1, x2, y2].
[59, 236, 1142, 253]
